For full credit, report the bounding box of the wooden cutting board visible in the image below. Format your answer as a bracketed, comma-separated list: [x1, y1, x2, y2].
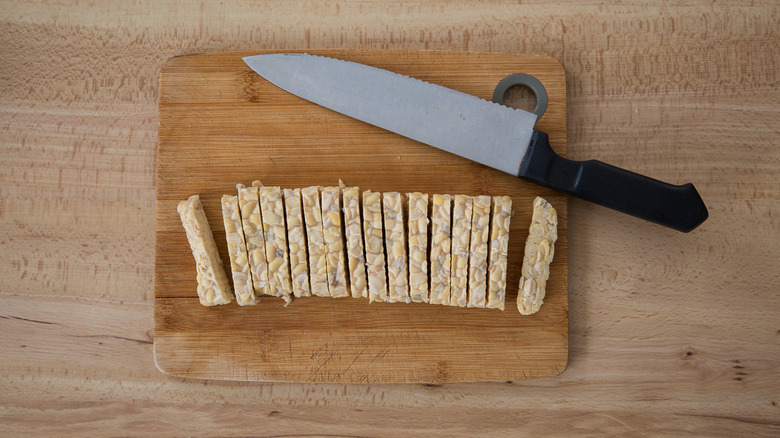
[154, 50, 568, 383]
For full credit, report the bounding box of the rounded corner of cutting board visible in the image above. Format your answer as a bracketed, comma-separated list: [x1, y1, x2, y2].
[152, 339, 175, 377]
[160, 53, 198, 72]
[554, 358, 570, 378]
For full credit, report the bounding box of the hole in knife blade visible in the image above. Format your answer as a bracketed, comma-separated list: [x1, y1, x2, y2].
[501, 84, 537, 113]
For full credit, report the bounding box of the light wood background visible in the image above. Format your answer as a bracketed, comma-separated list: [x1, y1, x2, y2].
[1, 1, 778, 436]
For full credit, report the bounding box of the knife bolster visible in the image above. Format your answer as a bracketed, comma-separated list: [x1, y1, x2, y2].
[518, 132, 581, 192]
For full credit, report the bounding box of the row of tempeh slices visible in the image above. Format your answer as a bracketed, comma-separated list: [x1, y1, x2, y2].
[178, 182, 557, 313]
[219, 180, 513, 308]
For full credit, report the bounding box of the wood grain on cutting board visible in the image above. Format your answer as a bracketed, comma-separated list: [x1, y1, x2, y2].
[154, 50, 568, 383]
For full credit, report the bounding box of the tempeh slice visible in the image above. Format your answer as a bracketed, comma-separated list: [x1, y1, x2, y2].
[259, 186, 292, 304]
[407, 192, 429, 303]
[237, 183, 271, 297]
[467, 195, 491, 308]
[487, 196, 512, 310]
[449, 195, 473, 307]
[362, 190, 388, 303]
[301, 186, 329, 297]
[177, 195, 232, 306]
[429, 194, 452, 306]
[517, 196, 558, 315]
[342, 186, 368, 298]
[284, 188, 311, 298]
[321, 186, 349, 298]
[221, 194, 256, 305]
[383, 192, 410, 304]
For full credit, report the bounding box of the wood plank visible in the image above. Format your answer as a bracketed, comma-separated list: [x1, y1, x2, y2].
[154, 50, 568, 382]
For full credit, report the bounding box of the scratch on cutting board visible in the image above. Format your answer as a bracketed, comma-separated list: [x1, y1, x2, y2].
[369, 348, 389, 363]
[336, 346, 367, 380]
[307, 345, 338, 382]
[311, 341, 331, 359]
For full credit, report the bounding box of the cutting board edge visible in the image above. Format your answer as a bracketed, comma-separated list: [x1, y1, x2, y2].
[160, 49, 566, 73]
[152, 326, 570, 384]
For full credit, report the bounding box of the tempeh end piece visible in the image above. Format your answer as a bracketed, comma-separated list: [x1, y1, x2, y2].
[221, 194, 256, 305]
[487, 196, 512, 310]
[517, 196, 558, 315]
[177, 195, 232, 306]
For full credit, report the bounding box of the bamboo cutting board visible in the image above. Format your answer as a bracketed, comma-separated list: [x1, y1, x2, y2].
[154, 50, 568, 383]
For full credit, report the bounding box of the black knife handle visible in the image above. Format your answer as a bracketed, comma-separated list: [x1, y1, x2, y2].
[518, 132, 708, 232]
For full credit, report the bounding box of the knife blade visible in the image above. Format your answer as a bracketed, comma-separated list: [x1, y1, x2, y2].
[243, 53, 708, 232]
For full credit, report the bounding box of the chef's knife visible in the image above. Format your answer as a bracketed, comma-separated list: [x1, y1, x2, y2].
[243, 53, 708, 232]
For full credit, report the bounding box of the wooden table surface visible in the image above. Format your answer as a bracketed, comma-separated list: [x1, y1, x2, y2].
[2, 1, 778, 436]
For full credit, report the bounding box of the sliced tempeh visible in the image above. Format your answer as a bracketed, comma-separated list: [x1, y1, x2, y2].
[407, 192, 429, 303]
[221, 194, 256, 305]
[342, 185, 368, 298]
[284, 188, 311, 298]
[449, 195, 473, 307]
[177, 195, 232, 306]
[487, 195, 512, 310]
[429, 194, 452, 306]
[321, 186, 349, 298]
[301, 186, 329, 297]
[383, 192, 410, 304]
[259, 186, 292, 304]
[237, 183, 271, 297]
[467, 195, 491, 308]
[517, 196, 558, 315]
[362, 190, 388, 303]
